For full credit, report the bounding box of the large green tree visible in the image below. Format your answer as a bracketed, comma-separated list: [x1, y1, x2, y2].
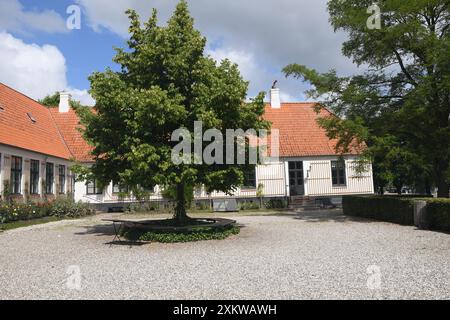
[284, 0, 450, 197]
[76, 1, 269, 223]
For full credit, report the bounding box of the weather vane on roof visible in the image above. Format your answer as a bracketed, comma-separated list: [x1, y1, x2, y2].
[272, 80, 278, 89]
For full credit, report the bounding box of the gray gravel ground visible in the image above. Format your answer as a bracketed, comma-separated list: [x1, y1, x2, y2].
[1, 210, 450, 300]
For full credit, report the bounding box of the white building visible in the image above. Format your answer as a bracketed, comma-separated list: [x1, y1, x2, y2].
[0, 82, 374, 210]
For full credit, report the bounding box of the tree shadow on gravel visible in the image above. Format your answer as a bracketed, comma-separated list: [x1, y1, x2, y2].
[291, 210, 378, 223]
[73, 223, 146, 246]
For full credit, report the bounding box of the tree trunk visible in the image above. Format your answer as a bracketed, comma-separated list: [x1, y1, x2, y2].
[425, 178, 432, 196]
[174, 183, 190, 224]
[394, 182, 403, 195]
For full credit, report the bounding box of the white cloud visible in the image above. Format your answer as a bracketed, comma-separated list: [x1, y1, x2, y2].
[68, 88, 95, 106]
[0, 0, 68, 35]
[0, 32, 94, 106]
[207, 47, 262, 85]
[76, 0, 358, 101]
[206, 47, 297, 102]
[0, 32, 67, 99]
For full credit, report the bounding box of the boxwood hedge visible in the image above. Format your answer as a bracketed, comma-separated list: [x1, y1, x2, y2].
[342, 196, 415, 225]
[343, 195, 450, 231]
[425, 199, 450, 232]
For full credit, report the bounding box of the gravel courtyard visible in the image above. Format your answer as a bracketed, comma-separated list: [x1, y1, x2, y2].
[1, 210, 450, 300]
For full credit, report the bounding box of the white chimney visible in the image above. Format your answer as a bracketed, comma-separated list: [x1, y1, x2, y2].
[270, 88, 281, 109]
[59, 92, 70, 113]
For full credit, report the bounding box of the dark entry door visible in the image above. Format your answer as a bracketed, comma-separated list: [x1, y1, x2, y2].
[289, 161, 304, 196]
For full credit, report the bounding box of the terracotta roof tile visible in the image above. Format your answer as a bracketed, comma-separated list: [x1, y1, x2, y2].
[0, 83, 72, 159]
[1, 82, 361, 163]
[263, 103, 362, 157]
[49, 108, 94, 162]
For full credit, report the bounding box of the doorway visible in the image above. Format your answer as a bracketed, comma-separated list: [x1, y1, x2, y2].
[289, 161, 304, 196]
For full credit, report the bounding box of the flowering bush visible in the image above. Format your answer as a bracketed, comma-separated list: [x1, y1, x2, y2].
[50, 198, 95, 218]
[0, 202, 48, 223]
[0, 198, 95, 224]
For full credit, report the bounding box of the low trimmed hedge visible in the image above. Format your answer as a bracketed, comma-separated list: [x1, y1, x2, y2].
[342, 196, 415, 225]
[425, 199, 450, 232]
[343, 195, 450, 231]
[122, 225, 241, 243]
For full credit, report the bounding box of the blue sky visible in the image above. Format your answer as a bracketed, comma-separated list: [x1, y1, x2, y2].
[0, 0, 358, 105]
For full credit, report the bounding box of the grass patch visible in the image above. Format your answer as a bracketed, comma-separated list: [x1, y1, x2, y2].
[0, 216, 63, 231]
[122, 225, 241, 243]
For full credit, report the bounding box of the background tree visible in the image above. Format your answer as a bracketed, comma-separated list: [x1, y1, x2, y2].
[39, 92, 84, 109]
[76, 1, 269, 224]
[284, 0, 450, 197]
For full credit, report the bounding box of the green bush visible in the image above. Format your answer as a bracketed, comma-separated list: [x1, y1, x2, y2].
[424, 199, 450, 232]
[126, 201, 162, 213]
[0, 198, 95, 224]
[264, 199, 288, 209]
[122, 226, 240, 243]
[343, 196, 415, 225]
[238, 201, 260, 211]
[49, 198, 95, 218]
[0, 202, 50, 223]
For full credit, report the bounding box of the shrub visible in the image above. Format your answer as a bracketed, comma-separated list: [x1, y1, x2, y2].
[122, 225, 240, 243]
[424, 199, 450, 232]
[264, 199, 288, 209]
[0, 198, 95, 224]
[343, 195, 415, 225]
[0, 202, 49, 223]
[49, 198, 95, 218]
[126, 201, 166, 213]
[238, 201, 260, 211]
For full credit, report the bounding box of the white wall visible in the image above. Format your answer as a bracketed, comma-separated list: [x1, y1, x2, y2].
[72, 156, 374, 204]
[0, 144, 73, 199]
[302, 156, 374, 196]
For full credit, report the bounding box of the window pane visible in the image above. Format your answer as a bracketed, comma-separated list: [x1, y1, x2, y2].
[59, 165, 65, 194]
[10, 156, 22, 194]
[30, 160, 39, 194]
[242, 168, 256, 188]
[46, 163, 54, 194]
[331, 160, 346, 186]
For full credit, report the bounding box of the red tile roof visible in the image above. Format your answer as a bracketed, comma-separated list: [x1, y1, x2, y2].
[0, 82, 361, 163]
[263, 103, 362, 157]
[0, 83, 72, 160]
[49, 108, 94, 162]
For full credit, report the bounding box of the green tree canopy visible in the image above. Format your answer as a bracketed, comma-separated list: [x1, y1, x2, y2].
[39, 92, 84, 109]
[284, 0, 450, 197]
[76, 1, 269, 223]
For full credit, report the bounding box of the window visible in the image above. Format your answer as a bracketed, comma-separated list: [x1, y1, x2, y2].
[86, 180, 103, 195]
[30, 160, 40, 194]
[10, 156, 22, 194]
[45, 162, 54, 194]
[112, 183, 129, 194]
[59, 165, 66, 194]
[331, 160, 346, 186]
[242, 167, 257, 188]
[27, 112, 37, 123]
